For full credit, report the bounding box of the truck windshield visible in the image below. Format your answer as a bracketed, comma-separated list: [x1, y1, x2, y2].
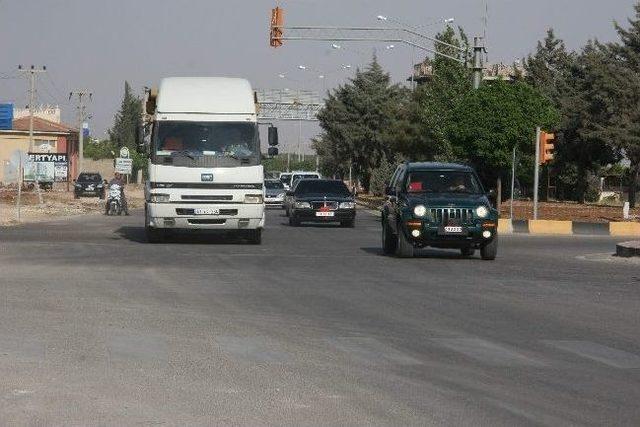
[154, 121, 259, 159]
[406, 170, 483, 194]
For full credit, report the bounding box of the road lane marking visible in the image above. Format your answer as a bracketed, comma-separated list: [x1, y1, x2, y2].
[433, 338, 545, 367]
[328, 337, 422, 365]
[542, 340, 640, 368]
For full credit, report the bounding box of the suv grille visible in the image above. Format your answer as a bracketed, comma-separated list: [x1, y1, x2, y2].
[311, 201, 338, 210]
[431, 208, 474, 225]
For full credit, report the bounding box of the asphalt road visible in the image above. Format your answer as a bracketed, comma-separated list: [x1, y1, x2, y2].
[0, 208, 639, 426]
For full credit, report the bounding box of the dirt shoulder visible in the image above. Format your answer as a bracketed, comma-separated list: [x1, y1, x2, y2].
[0, 186, 145, 226]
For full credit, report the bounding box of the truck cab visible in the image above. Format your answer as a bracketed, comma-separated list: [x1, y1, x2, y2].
[140, 77, 276, 243]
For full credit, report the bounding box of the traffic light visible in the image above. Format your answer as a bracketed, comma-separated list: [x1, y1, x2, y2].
[539, 131, 555, 164]
[270, 7, 284, 47]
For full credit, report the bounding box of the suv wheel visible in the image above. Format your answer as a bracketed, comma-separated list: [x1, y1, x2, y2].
[480, 236, 498, 260]
[381, 217, 397, 255]
[395, 225, 415, 258]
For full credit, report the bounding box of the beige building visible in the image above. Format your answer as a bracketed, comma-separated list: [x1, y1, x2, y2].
[0, 116, 78, 184]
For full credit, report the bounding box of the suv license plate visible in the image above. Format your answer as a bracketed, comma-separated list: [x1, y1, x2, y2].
[316, 211, 334, 217]
[444, 226, 463, 233]
[194, 208, 220, 215]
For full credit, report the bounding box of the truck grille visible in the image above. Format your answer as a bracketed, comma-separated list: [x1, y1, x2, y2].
[430, 208, 474, 225]
[311, 201, 339, 210]
[181, 195, 233, 201]
[176, 208, 238, 216]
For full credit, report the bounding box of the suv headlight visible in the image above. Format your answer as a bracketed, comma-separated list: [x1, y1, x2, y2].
[475, 205, 489, 218]
[339, 201, 356, 209]
[150, 193, 170, 203]
[295, 201, 311, 209]
[413, 204, 427, 217]
[244, 194, 264, 204]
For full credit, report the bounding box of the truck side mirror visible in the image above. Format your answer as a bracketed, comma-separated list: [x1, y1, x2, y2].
[268, 127, 279, 146]
[267, 146, 279, 157]
[135, 122, 145, 153]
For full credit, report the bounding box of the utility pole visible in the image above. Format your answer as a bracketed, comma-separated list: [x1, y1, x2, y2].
[472, 37, 484, 90]
[533, 127, 541, 220]
[18, 65, 46, 204]
[69, 90, 92, 176]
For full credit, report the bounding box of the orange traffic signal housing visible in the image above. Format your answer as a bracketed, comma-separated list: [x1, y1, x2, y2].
[539, 131, 555, 164]
[270, 7, 284, 47]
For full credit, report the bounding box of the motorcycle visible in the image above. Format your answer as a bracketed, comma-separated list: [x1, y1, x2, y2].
[106, 184, 123, 216]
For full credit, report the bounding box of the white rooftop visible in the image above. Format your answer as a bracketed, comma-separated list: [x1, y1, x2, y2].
[156, 77, 256, 115]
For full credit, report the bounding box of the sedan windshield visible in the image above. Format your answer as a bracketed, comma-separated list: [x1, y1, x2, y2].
[295, 180, 350, 196]
[78, 173, 101, 182]
[265, 180, 284, 190]
[406, 170, 483, 194]
[154, 121, 258, 159]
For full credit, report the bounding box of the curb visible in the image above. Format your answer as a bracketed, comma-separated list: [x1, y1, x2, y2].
[616, 241, 640, 257]
[498, 219, 640, 237]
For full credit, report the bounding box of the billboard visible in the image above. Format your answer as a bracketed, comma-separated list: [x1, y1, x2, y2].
[0, 103, 13, 130]
[23, 153, 68, 182]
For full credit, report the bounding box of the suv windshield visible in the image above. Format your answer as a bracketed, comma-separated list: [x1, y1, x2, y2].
[406, 170, 483, 194]
[295, 180, 350, 196]
[265, 180, 284, 190]
[78, 173, 101, 182]
[154, 121, 259, 159]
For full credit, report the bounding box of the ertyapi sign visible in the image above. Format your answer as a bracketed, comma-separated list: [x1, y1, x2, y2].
[24, 153, 69, 182]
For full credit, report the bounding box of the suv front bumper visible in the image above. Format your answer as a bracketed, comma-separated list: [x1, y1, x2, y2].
[402, 221, 497, 248]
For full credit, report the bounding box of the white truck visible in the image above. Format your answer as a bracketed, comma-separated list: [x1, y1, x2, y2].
[138, 77, 278, 243]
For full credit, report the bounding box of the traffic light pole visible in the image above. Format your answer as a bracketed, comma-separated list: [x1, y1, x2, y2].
[533, 127, 541, 220]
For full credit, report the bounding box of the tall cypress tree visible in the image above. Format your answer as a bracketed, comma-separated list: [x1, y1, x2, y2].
[108, 81, 142, 150]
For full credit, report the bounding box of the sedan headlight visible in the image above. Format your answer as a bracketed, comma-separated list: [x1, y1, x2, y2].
[339, 201, 356, 209]
[413, 204, 427, 217]
[475, 205, 489, 218]
[295, 201, 311, 209]
[150, 193, 170, 203]
[244, 194, 264, 204]
[74, 183, 82, 188]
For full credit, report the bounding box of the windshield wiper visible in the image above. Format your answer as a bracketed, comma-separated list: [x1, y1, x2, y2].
[170, 150, 203, 160]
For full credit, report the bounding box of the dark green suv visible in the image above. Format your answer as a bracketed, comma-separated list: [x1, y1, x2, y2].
[381, 162, 499, 260]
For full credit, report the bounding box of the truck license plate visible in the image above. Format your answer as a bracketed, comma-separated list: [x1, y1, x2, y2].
[444, 226, 463, 233]
[194, 208, 220, 215]
[316, 211, 335, 217]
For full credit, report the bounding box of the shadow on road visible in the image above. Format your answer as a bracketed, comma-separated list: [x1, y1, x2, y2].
[360, 246, 482, 260]
[115, 226, 258, 245]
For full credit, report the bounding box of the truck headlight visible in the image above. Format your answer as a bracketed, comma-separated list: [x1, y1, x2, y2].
[244, 194, 264, 204]
[413, 204, 427, 217]
[475, 205, 489, 218]
[339, 201, 356, 209]
[150, 193, 170, 203]
[295, 201, 311, 209]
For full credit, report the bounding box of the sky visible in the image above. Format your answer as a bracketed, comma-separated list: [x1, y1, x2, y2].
[0, 0, 638, 153]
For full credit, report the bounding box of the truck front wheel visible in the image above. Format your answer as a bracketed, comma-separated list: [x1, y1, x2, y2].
[246, 229, 262, 245]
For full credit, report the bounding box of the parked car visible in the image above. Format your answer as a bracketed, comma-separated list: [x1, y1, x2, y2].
[381, 162, 499, 260]
[279, 171, 320, 190]
[264, 179, 286, 208]
[287, 179, 356, 227]
[74, 172, 105, 199]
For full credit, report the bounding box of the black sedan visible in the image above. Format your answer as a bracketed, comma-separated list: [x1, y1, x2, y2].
[74, 172, 105, 199]
[287, 179, 356, 227]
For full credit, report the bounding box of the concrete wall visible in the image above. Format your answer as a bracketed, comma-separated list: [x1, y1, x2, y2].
[82, 158, 115, 181]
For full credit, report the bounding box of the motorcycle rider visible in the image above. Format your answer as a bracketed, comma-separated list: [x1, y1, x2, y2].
[105, 172, 129, 215]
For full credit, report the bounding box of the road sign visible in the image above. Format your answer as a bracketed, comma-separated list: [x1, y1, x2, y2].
[119, 147, 130, 158]
[115, 157, 133, 174]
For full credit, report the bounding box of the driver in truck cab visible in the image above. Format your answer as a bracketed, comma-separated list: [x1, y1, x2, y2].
[105, 172, 129, 216]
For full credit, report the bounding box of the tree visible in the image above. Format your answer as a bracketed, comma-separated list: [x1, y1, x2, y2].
[402, 26, 472, 161]
[108, 81, 145, 178]
[315, 56, 405, 191]
[525, 31, 618, 203]
[601, 2, 640, 207]
[447, 80, 559, 194]
[108, 81, 142, 150]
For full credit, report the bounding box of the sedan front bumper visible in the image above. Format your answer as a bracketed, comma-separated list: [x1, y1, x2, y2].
[292, 208, 356, 222]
